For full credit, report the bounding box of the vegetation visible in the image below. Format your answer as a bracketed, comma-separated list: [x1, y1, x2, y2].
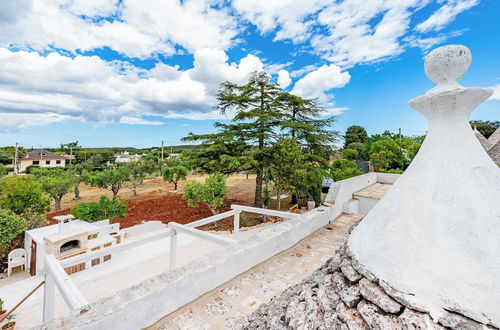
[344, 125, 368, 148]
[183, 174, 227, 215]
[0, 209, 27, 259]
[0, 164, 8, 178]
[330, 160, 364, 181]
[162, 160, 189, 190]
[470, 120, 500, 138]
[32, 168, 75, 211]
[0, 176, 50, 215]
[126, 160, 157, 196]
[87, 166, 130, 196]
[71, 196, 128, 222]
[184, 71, 337, 208]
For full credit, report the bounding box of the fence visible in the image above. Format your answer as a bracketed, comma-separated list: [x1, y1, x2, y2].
[39, 205, 299, 323]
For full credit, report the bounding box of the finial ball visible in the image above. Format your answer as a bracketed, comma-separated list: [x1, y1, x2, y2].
[424, 45, 471, 85]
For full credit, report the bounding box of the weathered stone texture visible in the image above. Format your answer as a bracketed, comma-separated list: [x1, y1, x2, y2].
[238, 245, 498, 330]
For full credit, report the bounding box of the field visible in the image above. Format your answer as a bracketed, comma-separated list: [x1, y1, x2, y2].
[46, 174, 290, 230]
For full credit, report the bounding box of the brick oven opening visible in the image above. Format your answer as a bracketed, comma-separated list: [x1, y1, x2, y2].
[60, 240, 80, 253]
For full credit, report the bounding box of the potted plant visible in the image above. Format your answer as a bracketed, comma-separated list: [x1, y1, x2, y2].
[0, 299, 6, 320]
[2, 314, 15, 330]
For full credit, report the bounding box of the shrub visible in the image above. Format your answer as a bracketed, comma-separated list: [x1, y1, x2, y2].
[387, 168, 404, 174]
[0, 176, 50, 215]
[183, 174, 227, 214]
[71, 196, 128, 223]
[0, 209, 27, 259]
[330, 160, 363, 181]
[342, 148, 359, 160]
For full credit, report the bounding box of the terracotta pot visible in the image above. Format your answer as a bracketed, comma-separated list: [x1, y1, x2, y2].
[2, 321, 15, 330]
[0, 310, 6, 322]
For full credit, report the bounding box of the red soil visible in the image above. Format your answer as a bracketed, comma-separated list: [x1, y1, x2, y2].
[46, 192, 248, 230]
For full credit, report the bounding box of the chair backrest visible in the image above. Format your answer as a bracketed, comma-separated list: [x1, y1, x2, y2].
[8, 248, 26, 260]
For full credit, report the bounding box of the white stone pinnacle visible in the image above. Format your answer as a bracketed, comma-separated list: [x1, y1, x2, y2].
[347, 45, 500, 327]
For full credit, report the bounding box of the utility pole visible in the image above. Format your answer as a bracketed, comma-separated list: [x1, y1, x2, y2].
[161, 140, 164, 162]
[398, 128, 402, 141]
[70, 145, 73, 164]
[14, 143, 18, 174]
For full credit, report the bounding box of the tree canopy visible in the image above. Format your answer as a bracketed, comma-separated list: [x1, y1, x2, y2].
[184, 71, 337, 207]
[344, 125, 368, 148]
[183, 174, 227, 215]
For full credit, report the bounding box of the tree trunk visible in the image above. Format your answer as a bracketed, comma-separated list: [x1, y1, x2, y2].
[112, 186, 119, 196]
[254, 169, 263, 208]
[54, 196, 62, 211]
[174, 182, 178, 190]
[74, 183, 80, 200]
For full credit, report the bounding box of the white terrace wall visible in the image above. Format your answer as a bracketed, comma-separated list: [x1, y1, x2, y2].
[37, 207, 333, 330]
[325, 172, 401, 219]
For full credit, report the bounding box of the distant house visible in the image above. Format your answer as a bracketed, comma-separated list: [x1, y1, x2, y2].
[115, 151, 141, 163]
[14, 149, 73, 173]
[474, 127, 500, 164]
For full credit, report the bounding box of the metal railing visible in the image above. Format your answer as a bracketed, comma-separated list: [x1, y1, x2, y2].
[39, 205, 298, 323]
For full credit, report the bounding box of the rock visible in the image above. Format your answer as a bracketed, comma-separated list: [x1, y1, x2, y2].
[357, 300, 399, 330]
[340, 258, 363, 283]
[331, 271, 348, 292]
[326, 256, 342, 273]
[336, 302, 369, 330]
[438, 311, 485, 330]
[339, 284, 361, 308]
[359, 278, 402, 314]
[399, 308, 445, 330]
[379, 280, 428, 313]
[350, 256, 378, 282]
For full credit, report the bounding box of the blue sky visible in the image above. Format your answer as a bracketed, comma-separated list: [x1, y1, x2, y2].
[0, 0, 499, 148]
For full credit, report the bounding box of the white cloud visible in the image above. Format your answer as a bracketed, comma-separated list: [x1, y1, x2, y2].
[0, 47, 267, 131]
[232, 0, 327, 43]
[489, 85, 500, 100]
[415, 0, 479, 33]
[0, 0, 239, 58]
[292, 64, 350, 106]
[277, 70, 292, 89]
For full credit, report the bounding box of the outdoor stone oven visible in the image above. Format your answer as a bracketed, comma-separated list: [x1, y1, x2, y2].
[44, 228, 88, 258]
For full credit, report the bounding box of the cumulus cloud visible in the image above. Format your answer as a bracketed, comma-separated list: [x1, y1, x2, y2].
[292, 64, 350, 109]
[0, 0, 239, 58]
[415, 0, 479, 33]
[0, 47, 265, 131]
[489, 85, 500, 100]
[277, 70, 292, 89]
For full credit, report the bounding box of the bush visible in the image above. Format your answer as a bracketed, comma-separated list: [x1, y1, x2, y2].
[387, 168, 404, 174]
[342, 148, 359, 160]
[346, 142, 367, 160]
[330, 160, 363, 181]
[0, 176, 50, 215]
[183, 174, 227, 214]
[71, 196, 128, 222]
[0, 208, 27, 259]
[24, 165, 40, 174]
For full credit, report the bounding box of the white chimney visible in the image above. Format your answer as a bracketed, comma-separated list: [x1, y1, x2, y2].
[53, 215, 75, 234]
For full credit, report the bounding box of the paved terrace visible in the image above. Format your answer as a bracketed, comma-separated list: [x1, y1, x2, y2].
[148, 213, 362, 330]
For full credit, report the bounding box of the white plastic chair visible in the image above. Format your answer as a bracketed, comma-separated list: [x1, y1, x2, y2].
[7, 248, 27, 277]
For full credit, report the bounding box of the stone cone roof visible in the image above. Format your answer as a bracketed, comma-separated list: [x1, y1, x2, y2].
[348, 45, 500, 327]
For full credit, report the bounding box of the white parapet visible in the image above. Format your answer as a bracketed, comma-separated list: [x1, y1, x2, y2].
[348, 45, 500, 327]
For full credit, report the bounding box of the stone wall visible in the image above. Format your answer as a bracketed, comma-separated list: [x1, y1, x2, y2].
[239, 245, 498, 330]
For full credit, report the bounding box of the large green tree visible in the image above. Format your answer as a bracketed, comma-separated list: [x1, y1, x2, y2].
[184, 71, 337, 207]
[0, 209, 27, 259]
[344, 125, 368, 148]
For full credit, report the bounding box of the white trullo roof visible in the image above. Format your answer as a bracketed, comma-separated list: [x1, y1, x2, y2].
[348, 45, 500, 327]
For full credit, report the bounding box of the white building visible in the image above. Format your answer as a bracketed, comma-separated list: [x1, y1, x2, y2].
[14, 149, 74, 173]
[114, 151, 141, 163]
[24, 215, 124, 276]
